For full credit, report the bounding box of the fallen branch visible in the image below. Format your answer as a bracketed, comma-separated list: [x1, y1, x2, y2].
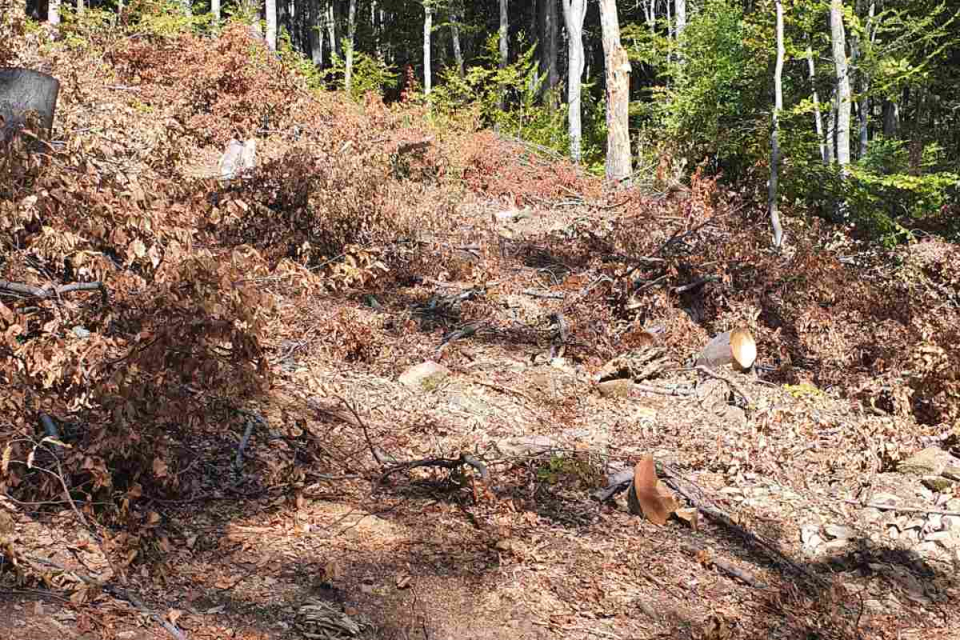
[843, 500, 960, 517]
[0, 280, 108, 305]
[674, 276, 719, 294]
[523, 289, 565, 300]
[234, 412, 266, 471]
[335, 395, 391, 468]
[633, 384, 695, 396]
[380, 453, 489, 486]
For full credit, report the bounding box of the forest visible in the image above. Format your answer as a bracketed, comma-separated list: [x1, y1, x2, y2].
[1, 1, 960, 639]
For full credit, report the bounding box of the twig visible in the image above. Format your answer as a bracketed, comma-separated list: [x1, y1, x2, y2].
[380, 453, 489, 486]
[0, 280, 108, 305]
[695, 366, 753, 406]
[633, 384, 695, 396]
[522, 289, 564, 299]
[234, 412, 264, 471]
[674, 276, 719, 294]
[335, 395, 390, 468]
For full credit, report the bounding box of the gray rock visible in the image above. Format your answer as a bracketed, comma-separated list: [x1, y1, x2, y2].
[398, 361, 450, 391]
[824, 524, 856, 540]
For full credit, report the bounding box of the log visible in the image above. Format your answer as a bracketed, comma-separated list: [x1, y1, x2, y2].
[0, 67, 60, 144]
[695, 328, 756, 371]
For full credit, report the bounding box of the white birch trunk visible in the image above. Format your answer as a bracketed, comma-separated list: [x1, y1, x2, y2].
[830, 0, 851, 169]
[49, 0, 61, 26]
[769, 0, 785, 249]
[212, 0, 221, 22]
[806, 39, 827, 165]
[561, 0, 588, 163]
[599, 0, 632, 184]
[266, 0, 277, 50]
[424, 3, 433, 95]
[345, 0, 357, 93]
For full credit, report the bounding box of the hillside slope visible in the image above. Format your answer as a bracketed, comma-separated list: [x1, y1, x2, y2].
[2, 20, 960, 640]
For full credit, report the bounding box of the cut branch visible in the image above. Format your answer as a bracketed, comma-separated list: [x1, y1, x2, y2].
[0, 280, 108, 305]
[379, 453, 489, 486]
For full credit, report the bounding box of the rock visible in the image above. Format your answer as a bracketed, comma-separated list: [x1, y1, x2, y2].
[898, 447, 959, 476]
[240, 138, 256, 172]
[800, 524, 822, 550]
[218, 138, 244, 179]
[597, 379, 632, 398]
[943, 464, 960, 481]
[398, 361, 450, 391]
[824, 524, 856, 540]
[921, 476, 955, 493]
[494, 435, 557, 458]
[821, 538, 850, 552]
[943, 515, 960, 531]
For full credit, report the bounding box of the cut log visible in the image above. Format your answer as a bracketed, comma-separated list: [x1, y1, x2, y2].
[695, 327, 756, 371]
[0, 67, 60, 144]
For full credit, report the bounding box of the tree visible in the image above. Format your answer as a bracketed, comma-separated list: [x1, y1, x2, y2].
[266, 0, 278, 50]
[599, 0, 632, 183]
[48, 0, 60, 26]
[212, 0, 221, 23]
[561, 0, 587, 162]
[830, 0, 851, 169]
[450, 0, 465, 77]
[424, 1, 433, 94]
[768, 0, 785, 249]
[499, 0, 508, 108]
[538, 0, 560, 101]
[345, 0, 358, 93]
[805, 37, 828, 165]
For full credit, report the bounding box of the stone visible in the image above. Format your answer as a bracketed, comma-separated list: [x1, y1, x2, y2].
[597, 379, 632, 398]
[898, 447, 959, 476]
[921, 476, 955, 493]
[240, 138, 256, 172]
[218, 139, 244, 179]
[824, 524, 856, 540]
[398, 361, 450, 391]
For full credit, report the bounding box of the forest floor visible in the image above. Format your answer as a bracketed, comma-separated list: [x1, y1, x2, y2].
[3, 22, 960, 640]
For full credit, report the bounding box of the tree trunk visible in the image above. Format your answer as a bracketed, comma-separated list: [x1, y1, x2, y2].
[882, 100, 899, 137]
[856, 0, 875, 157]
[345, 0, 357, 93]
[450, 2, 464, 78]
[211, 0, 221, 22]
[561, 0, 588, 163]
[675, 0, 686, 37]
[310, 0, 324, 67]
[424, 2, 433, 95]
[598, 0, 632, 184]
[266, 0, 277, 50]
[825, 87, 836, 163]
[806, 38, 827, 165]
[538, 0, 560, 101]
[769, 0, 785, 249]
[48, 0, 60, 26]
[327, 2, 338, 59]
[830, 0, 851, 169]
[499, 0, 508, 108]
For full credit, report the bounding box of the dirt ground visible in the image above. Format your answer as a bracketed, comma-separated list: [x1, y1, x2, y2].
[3, 198, 959, 640]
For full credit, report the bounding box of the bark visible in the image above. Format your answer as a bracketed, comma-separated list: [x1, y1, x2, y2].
[882, 99, 899, 137]
[856, 0, 876, 157]
[266, 0, 277, 50]
[499, 0, 508, 108]
[599, 0, 632, 184]
[345, 0, 357, 93]
[769, 0, 785, 249]
[327, 2, 338, 59]
[212, 0, 221, 22]
[310, 0, 324, 67]
[561, 0, 588, 163]
[450, 2, 464, 78]
[675, 0, 686, 37]
[830, 0, 851, 169]
[424, 2, 433, 95]
[826, 87, 836, 163]
[48, 0, 60, 26]
[806, 39, 827, 165]
[538, 0, 560, 100]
